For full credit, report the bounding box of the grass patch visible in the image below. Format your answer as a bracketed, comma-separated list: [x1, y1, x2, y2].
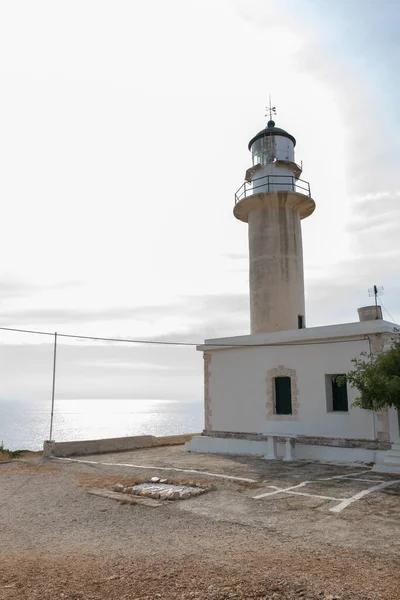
[0, 442, 24, 461]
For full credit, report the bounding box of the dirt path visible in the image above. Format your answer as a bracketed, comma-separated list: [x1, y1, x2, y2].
[0, 454, 399, 599]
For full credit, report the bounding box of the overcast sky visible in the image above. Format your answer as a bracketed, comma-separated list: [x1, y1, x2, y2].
[0, 0, 399, 402]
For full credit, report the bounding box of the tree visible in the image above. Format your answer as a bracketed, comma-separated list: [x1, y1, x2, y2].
[338, 333, 400, 411]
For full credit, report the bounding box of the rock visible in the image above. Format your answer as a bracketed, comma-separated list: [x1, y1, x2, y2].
[168, 491, 180, 500]
[160, 478, 168, 483]
[180, 491, 191, 500]
[151, 492, 160, 499]
[113, 484, 124, 493]
[150, 477, 160, 483]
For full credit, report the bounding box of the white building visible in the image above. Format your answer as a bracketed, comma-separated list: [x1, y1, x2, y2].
[186, 117, 400, 472]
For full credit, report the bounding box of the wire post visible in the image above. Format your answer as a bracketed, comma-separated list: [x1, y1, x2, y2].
[49, 332, 58, 441]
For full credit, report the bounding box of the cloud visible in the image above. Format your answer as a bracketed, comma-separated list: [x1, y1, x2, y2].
[0, 305, 170, 326]
[222, 252, 247, 260]
[0, 341, 203, 401]
[1, 0, 399, 411]
[344, 191, 400, 267]
[0, 293, 249, 335]
[139, 293, 250, 342]
[305, 253, 400, 326]
[0, 292, 250, 402]
[350, 191, 400, 226]
[0, 278, 80, 303]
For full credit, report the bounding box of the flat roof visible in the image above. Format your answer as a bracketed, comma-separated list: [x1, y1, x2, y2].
[198, 319, 398, 351]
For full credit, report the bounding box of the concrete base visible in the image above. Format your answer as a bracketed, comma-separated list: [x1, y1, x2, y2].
[294, 442, 378, 464]
[373, 444, 400, 474]
[185, 435, 380, 465]
[185, 435, 267, 456]
[43, 441, 56, 457]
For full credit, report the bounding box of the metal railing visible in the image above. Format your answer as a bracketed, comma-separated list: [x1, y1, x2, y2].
[234, 174, 311, 204]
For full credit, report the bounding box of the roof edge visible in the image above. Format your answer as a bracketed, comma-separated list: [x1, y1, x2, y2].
[248, 127, 296, 150]
[197, 320, 398, 350]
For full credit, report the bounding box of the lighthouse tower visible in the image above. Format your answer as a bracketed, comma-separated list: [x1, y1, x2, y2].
[186, 110, 399, 468]
[234, 117, 315, 334]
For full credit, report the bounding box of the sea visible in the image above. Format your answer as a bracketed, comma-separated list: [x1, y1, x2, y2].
[0, 398, 204, 451]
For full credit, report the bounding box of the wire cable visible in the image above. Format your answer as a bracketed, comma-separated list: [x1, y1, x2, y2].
[0, 324, 373, 348]
[378, 296, 397, 324]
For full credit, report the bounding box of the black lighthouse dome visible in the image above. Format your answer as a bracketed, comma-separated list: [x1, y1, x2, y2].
[248, 120, 296, 151]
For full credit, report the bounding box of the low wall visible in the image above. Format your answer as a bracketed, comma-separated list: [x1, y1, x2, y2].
[43, 433, 198, 458]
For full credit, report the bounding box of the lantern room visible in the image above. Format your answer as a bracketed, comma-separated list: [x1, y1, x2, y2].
[248, 119, 296, 166]
[239, 119, 305, 197]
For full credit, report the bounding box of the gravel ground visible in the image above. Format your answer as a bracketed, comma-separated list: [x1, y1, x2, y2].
[0, 449, 399, 599]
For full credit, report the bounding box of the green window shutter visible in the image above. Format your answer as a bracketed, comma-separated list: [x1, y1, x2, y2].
[332, 376, 348, 411]
[275, 377, 292, 415]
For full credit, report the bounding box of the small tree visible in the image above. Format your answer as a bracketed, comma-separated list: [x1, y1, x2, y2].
[340, 333, 400, 411]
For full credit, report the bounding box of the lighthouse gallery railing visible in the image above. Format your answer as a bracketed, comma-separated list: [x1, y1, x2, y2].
[234, 175, 311, 204]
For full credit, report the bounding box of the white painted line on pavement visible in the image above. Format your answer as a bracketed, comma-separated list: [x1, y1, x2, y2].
[329, 479, 400, 513]
[317, 470, 372, 481]
[51, 456, 257, 483]
[254, 481, 309, 499]
[254, 483, 344, 502]
[254, 468, 399, 511]
[339, 477, 385, 483]
[288, 490, 345, 502]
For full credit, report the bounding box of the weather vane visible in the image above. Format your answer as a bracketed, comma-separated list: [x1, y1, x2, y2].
[265, 95, 277, 122]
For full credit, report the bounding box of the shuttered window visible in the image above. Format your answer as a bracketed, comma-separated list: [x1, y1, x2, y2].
[274, 377, 292, 415]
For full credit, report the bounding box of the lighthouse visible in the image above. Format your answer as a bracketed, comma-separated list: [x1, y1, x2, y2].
[186, 109, 399, 470]
[234, 117, 315, 334]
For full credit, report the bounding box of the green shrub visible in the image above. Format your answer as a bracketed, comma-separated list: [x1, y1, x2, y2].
[343, 332, 400, 411]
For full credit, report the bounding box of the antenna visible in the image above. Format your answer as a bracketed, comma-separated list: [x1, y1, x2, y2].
[265, 95, 277, 122]
[368, 285, 384, 319]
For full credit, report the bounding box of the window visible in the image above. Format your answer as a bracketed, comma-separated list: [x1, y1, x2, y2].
[274, 377, 292, 415]
[298, 315, 304, 329]
[326, 374, 348, 412]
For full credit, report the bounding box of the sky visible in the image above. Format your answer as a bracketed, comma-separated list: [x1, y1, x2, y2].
[0, 0, 399, 403]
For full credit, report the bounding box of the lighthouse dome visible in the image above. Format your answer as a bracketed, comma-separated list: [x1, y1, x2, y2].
[248, 120, 296, 151]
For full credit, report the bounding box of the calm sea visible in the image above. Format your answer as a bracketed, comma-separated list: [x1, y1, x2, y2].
[0, 398, 204, 451]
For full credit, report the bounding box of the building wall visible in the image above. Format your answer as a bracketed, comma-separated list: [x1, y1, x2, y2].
[207, 338, 377, 439]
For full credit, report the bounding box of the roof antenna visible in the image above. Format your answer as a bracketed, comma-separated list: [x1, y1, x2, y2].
[265, 95, 276, 124]
[368, 285, 384, 319]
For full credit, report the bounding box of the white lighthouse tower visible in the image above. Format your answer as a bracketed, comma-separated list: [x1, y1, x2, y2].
[234, 116, 315, 334]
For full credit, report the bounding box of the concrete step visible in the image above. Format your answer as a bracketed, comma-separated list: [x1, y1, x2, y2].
[373, 444, 400, 474]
